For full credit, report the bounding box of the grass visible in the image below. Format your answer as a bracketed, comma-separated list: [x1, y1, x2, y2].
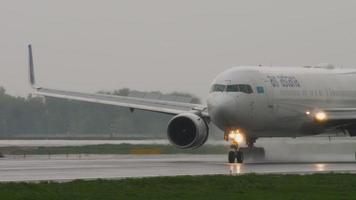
[0, 174, 355, 200]
[0, 144, 228, 155]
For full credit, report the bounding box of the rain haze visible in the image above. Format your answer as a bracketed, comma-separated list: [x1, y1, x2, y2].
[2, 1, 356, 188]
[1, 0, 356, 99]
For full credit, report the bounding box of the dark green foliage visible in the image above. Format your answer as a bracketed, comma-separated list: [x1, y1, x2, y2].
[0, 87, 200, 137]
[0, 174, 355, 200]
[0, 144, 229, 155]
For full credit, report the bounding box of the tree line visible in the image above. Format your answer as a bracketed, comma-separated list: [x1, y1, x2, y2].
[0, 87, 201, 138]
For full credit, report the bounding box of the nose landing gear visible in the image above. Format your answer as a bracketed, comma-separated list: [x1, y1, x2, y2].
[228, 144, 244, 163]
[225, 130, 265, 163]
[225, 130, 244, 163]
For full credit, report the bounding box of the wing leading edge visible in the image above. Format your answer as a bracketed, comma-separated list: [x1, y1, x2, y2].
[322, 108, 356, 120]
[27, 45, 207, 116]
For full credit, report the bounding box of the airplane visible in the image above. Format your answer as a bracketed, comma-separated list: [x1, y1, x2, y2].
[27, 44, 356, 163]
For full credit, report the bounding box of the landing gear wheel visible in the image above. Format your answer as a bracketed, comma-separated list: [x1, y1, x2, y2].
[236, 151, 244, 163]
[228, 151, 235, 163]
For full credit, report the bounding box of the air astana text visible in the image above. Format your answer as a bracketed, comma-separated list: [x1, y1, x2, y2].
[267, 75, 300, 88]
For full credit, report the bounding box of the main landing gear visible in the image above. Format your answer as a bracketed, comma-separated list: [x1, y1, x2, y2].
[225, 130, 265, 163]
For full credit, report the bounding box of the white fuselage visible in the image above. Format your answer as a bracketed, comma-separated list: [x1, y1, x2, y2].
[207, 66, 356, 138]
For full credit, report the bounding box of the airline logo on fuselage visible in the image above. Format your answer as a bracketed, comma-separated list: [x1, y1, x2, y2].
[256, 86, 265, 94]
[267, 75, 300, 88]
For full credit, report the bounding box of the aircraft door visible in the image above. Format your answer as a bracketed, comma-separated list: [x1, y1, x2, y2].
[250, 72, 276, 129]
[264, 78, 275, 110]
[238, 76, 256, 121]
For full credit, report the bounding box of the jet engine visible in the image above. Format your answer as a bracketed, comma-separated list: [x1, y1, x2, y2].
[167, 112, 209, 149]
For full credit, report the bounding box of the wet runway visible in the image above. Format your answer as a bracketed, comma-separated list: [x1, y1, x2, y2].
[0, 154, 355, 182]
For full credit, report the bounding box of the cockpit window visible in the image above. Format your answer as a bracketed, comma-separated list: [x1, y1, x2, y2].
[226, 84, 253, 94]
[238, 84, 253, 94]
[210, 84, 226, 92]
[226, 85, 239, 92]
[210, 84, 253, 94]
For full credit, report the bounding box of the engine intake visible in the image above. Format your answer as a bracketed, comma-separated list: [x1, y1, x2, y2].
[167, 113, 209, 149]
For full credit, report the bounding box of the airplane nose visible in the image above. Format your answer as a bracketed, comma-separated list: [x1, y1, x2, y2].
[208, 94, 237, 129]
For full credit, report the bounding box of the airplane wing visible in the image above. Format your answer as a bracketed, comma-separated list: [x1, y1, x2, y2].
[28, 45, 208, 116]
[322, 108, 356, 121]
[277, 102, 356, 124]
[310, 108, 356, 136]
[315, 108, 356, 127]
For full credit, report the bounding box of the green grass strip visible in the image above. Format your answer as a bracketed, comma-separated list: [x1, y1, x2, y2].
[0, 174, 355, 200]
[0, 144, 228, 155]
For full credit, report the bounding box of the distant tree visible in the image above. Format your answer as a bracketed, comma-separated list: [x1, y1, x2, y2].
[0, 87, 5, 96]
[97, 88, 130, 96]
[113, 88, 130, 96]
[168, 91, 201, 104]
[0, 86, 201, 138]
[98, 88, 201, 104]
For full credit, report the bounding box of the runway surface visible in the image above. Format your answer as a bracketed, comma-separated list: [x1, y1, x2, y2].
[0, 154, 355, 182]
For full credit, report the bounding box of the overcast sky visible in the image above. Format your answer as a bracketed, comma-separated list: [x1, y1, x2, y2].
[1, 0, 356, 100]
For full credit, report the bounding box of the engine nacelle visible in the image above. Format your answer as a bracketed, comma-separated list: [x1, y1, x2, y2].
[167, 112, 209, 149]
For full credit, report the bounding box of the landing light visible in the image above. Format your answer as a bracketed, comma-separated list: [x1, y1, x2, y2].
[228, 130, 244, 144]
[315, 163, 326, 171]
[315, 111, 327, 122]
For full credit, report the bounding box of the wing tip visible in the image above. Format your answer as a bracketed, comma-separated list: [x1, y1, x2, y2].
[28, 44, 41, 90]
